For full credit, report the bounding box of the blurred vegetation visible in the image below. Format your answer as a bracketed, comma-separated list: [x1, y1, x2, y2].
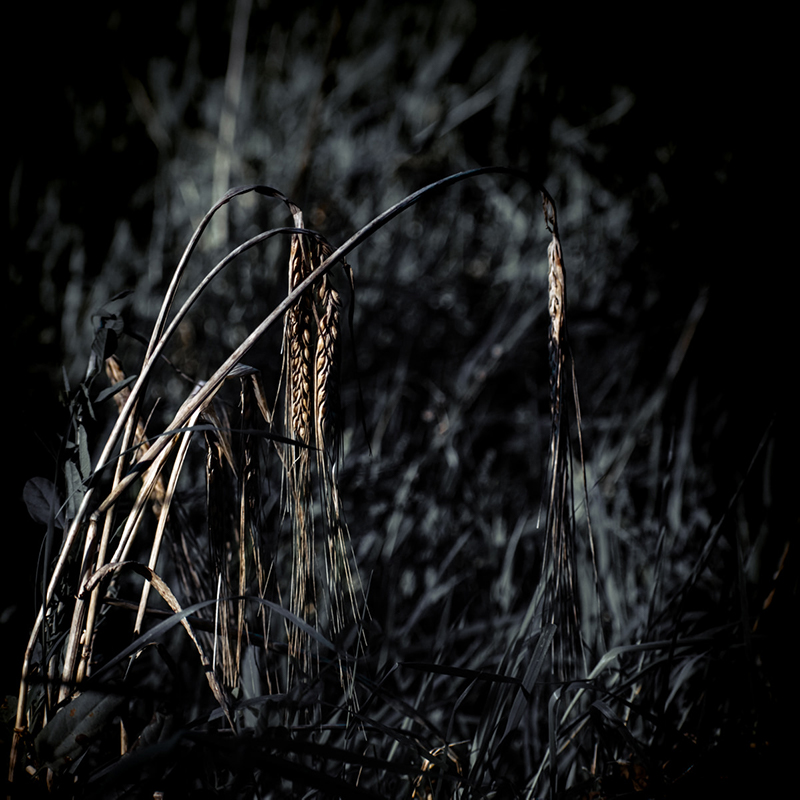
[5, 2, 789, 797]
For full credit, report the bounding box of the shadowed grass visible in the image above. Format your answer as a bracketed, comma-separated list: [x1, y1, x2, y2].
[9, 164, 782, 798]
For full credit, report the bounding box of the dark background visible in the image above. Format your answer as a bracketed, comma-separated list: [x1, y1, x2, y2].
[4, 1, 790, 789]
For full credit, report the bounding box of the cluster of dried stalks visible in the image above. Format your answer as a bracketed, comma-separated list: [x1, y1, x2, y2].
[282, 231, 360, 682]
[9, 169, 595, 797]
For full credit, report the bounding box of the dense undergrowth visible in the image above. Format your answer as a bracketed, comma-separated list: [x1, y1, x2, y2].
[6, 3, 789, 798]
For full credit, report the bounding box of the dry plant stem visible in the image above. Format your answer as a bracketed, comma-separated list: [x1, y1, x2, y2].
[133, 406, 203, 635]
[9, 486, 96, 786]
[109, 451, 166, 565]
[235, 427, 250, 677]
[57, 515, 99, 703]
[77, 509, 115, 684]
[79, 356, 156, 682]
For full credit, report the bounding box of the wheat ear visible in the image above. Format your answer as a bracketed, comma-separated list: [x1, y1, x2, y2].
[283, 230, 317, 680]
[314, 268, 341, 470]
[541, 190, 585, 679]
[314, 264, 362, 646]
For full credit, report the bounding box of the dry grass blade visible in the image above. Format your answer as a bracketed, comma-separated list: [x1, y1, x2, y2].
[82, 562, 234, 727]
